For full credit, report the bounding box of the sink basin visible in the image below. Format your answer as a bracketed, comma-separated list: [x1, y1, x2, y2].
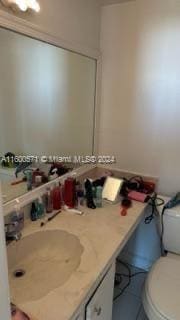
[7, 230, 84, 304]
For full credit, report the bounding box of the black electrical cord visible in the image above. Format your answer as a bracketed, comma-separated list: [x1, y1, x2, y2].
[160, 206, 167, 256]
[120, 174, 156, 198]
[144, 194, 167, 256]
[114, 260, 131, 301]
[114, 260, 147, 301]
[128, 175, 144, 184]
[144, 193, 165, 224]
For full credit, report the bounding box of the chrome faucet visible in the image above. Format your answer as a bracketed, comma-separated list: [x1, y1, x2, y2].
[5, 212, 24, 243]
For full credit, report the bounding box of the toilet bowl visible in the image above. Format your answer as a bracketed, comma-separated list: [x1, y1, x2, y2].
[142, 200, 180, 320]
[143, 253, 180, 320]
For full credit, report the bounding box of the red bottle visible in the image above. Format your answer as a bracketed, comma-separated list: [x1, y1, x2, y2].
[64, 178, 76, 208]
[52, 184, 62, 210]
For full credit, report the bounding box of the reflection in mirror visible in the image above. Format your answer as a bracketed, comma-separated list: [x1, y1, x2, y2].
[0, 27, 97, 203]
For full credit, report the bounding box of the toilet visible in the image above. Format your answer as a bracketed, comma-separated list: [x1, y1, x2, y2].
[142, 200, 180, 320]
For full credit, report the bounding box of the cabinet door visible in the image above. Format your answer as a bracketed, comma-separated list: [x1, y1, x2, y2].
[86, 263, 115, 320]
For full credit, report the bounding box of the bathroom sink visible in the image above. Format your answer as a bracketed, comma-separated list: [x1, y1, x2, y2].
[7, 230, 84, 304]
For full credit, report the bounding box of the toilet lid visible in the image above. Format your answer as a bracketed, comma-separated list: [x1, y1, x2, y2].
[146, 254, 180, 320]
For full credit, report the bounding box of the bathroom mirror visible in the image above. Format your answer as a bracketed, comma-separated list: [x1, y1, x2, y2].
[102, 177, 124, 203]
[0, 27, 97, 203]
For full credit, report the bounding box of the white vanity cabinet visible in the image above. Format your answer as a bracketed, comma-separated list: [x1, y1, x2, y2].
[86, 263, 115, 320]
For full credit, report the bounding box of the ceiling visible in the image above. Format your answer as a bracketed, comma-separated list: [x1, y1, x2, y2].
[100, 0, 135, 6]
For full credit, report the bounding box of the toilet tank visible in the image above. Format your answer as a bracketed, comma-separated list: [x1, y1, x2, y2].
[161, 201, 180, 254]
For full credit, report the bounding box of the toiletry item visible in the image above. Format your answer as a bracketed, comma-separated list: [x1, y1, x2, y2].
[77, 190, 84, 207]
[30, 202, 38, 221]
[64, 178, 76, 208]
[84, 179, 96, 209]
[120, 198, 132, 216]
[48, 210, 60, 221]
[24, 169, 33, 191]
[46, 188, 53, 213]
[128, 190, 149, 203]
[49, 168, 59, 180]
[40, 210, 61, 227]
[64, 205, 84, 215]
[96, 186, 103, 208]
[32, 169, 44, 186]
[34, 175, 42, 187]
[36, 197, 45, 219]
[49, 163, 69, 177]
[92, 177, 107, 187]
[11, 177, 27, 186]
[52, 183, 62, 210]
[92, 186, 96, 199]
[15, 161, 32, 178]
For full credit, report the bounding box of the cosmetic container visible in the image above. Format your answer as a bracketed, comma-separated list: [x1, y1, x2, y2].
[36, 197, 45, 219]
[46, 187, 53, 213]
[31, 202, 38, 221]
[77, 190, 85, 207]
[52, 183, 62, 210]
[64, 178, 76, 208]
[96, 186, 103, 208]
[25, 169, 33, 191]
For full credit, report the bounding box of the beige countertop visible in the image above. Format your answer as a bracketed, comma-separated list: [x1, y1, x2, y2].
[2, 181, 27, 203]
[8, 200, 147, 320]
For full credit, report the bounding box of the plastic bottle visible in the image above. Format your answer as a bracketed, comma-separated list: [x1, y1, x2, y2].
[36, 197, 45, 219]
[64, 178, 76, 208]
[46, 187, 53, 213]
[77, 190, 84, 207]
[92, 186, 96, 199]
[49, 168, 58, 181]
[25, 169, 33, 191]
[52, 183, 62, 210]
[96, 186, 103, 208]
[31, 202, 38, 221]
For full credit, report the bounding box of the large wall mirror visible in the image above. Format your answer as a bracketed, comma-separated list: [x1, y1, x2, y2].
[0, 27, 97, 203]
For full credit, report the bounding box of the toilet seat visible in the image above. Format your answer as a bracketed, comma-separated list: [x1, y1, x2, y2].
[143, 254, 180, 320]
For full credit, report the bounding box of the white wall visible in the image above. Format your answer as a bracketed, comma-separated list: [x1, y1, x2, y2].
[0, 0, 100, 52]
[100, 0, 180, 196]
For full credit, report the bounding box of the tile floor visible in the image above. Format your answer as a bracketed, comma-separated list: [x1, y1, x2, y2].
[113, 261, 148, 320]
